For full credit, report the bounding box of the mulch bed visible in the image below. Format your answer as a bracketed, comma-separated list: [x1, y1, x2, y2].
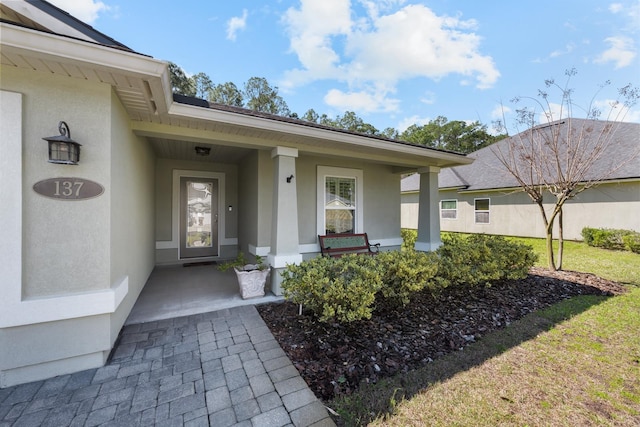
[257, 268, 628, 400]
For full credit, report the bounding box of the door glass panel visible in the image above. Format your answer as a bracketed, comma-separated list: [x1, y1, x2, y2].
[186, 181, 212, 248]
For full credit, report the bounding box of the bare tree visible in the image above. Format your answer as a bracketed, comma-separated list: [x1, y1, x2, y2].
[492, 69, 639, 270]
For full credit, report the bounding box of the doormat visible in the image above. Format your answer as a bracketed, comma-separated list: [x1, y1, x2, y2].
[183, 261, 217, 267]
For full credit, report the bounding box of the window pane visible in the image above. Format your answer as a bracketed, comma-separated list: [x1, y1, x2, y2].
[186, 181, 212, 248]
[326, 177, 355, 207]
[325, 209, 354, 234]
[441, 210, 457, 219]
[441, 200, 457, 210]
[475, 199, 489, 211]
[325, 176, 356, 234]
[475, 212, 490, 224]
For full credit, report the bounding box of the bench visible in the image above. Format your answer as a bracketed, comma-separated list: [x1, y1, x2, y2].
[318, 233, 380, 257]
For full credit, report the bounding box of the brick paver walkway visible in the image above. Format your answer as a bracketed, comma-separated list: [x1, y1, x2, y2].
[0, 305, 335, 427]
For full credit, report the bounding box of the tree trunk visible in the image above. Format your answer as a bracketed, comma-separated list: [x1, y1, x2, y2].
[557, 207, 564, 270]
[545, 224, 557, 271]
[537, 201, 557, 271]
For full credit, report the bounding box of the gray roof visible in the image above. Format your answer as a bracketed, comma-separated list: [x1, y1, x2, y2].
[403, 119, 640, 192]
[1, 0, 136, 53]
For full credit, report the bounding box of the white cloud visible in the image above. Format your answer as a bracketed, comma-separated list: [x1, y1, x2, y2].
[593, 98, 640, 122]
[48, 0, 109, 24]
[324, 88, 400, 113]
[609, 3, 624, 13]
[281, 1, 499, 112]
[491, 104, 511, 120]
[420, 91, 436, 105]
[594, 36, 636, 68]
[226, 9, 248, 41]
[397, 115, 430, 132]
[538, 102, 565, 124]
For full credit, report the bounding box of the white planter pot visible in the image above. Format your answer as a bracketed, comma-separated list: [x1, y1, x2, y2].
[234, 266, 269, 299]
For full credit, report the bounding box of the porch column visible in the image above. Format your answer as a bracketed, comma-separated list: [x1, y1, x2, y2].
[267, 147, 302, 295]
[415, 166, 442, 252]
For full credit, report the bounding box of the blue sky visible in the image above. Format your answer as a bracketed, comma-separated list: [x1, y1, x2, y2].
[52, 0, 640, 133]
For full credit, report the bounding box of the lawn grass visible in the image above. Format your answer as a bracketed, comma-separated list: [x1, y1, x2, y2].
[381, 289, 640, 426]
[506, 236, 640, 286]
[330, 235, 640, 426]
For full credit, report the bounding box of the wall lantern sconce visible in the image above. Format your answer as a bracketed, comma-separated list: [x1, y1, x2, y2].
[286, 174, 294, 183]
[195, 146, 211, 156]
[42, 121, 81, 165]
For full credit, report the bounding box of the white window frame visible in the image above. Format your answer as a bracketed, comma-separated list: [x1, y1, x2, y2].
[440, 199, 458, 220]
[317, 166, 363, 236]
[474, 198, 490, 224]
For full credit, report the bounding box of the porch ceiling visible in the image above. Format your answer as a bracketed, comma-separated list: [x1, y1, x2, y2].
[148, 137, 253, 163]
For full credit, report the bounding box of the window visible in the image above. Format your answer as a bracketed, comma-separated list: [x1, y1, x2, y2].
[317, 166, 363, 235]
[474, 198, 490, 224]
[440, 200, 458, 219]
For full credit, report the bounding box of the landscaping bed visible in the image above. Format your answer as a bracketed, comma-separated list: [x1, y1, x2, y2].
[257, 267, 627, 401]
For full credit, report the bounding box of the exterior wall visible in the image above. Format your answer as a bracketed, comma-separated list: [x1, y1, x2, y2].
[0, 67, 129, 387]
[400, 192, 420, 229]
[154, 158, 239, 263]
[239, 152, 404, 259]
[430, 181, 640, 240]
[108, 89, 156, 340]
[6, 67, 112, 297]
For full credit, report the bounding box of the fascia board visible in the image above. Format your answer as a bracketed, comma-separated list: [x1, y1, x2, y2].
[169, 103, 474, 167]
[1, 24, 166, 76]
[2, 23, 172, 112]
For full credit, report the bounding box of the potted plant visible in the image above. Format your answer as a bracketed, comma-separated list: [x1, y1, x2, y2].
[219, 252, 270, 299]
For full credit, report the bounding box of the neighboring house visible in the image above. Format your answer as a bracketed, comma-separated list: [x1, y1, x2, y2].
[402, 119, 640, 240]
[0, 1, 471, 387]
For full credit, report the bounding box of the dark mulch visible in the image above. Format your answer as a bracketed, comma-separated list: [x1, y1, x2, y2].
[257, 268, 627, 401]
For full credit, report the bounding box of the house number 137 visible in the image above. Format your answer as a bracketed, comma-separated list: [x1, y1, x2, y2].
[33, 177, 104, 200]
[54, 180, 84, 197]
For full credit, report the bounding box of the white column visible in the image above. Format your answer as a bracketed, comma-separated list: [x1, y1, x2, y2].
[414, 166, 442, 252]
[268, 147, 302, 295]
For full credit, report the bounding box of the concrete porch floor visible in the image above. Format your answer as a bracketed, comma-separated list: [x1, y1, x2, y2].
[125, 264, 284, 325]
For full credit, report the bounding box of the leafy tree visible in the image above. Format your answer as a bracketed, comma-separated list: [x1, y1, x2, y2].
[168, 62, 195, 96]
[333, 111, 379, 135]
[192, 72, 213, 100]
[209, 82, 244, 107]
[381, 127, 399, 140]
[401, 116, 503, 154]
[492, 68, 639, 271]
[302, 108, 320, 123]
[243, 77, 290, 116]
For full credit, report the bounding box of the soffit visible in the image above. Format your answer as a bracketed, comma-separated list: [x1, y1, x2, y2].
[1, 22, 169, 122]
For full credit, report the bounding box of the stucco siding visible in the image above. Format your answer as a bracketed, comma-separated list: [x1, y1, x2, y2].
[434, 182, 640, 239]
[298, 157, 402, 246]
[401, 192, 420, 229]
[109, 89, 155, 341]
[2, 67, 112, 297]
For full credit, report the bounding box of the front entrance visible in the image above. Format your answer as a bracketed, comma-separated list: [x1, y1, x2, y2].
[180, 177, 218, 258]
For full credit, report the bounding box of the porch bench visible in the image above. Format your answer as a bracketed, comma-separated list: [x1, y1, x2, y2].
[318, 233, 380, 257]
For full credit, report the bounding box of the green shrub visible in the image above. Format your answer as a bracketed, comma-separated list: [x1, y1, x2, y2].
[281, 254, 382, 323]
[401, 228, 418, 251]
[581, 227, 635, 251]
[435, 234, 537, 288]
[377, 250, 439, 307]
[622, 233, 640, 254]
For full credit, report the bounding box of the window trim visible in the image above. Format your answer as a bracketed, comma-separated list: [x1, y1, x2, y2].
[440, 199, 458, 220]
[474, 198, 490, 224]
[317, 166, 363, 235]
